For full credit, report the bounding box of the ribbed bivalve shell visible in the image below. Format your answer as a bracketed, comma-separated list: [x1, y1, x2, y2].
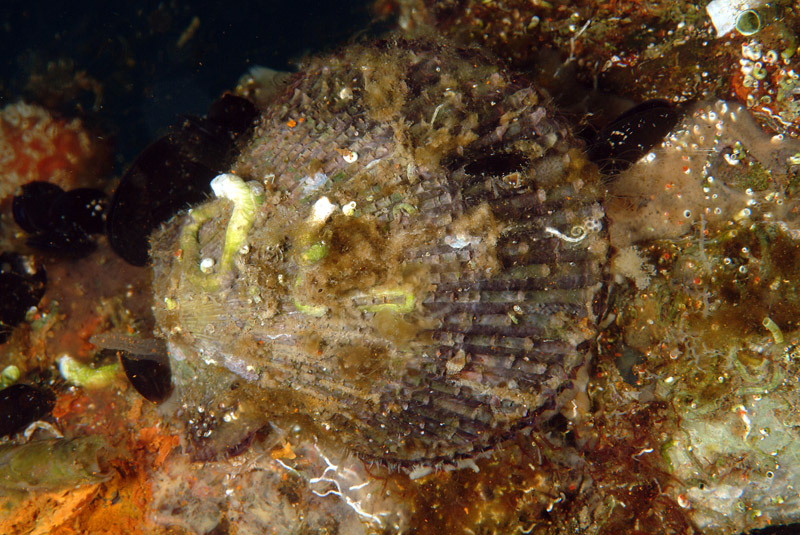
[151, 38, 607, 464]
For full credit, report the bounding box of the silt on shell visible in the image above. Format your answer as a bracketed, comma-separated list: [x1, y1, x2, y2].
[150, 37, 607, 465]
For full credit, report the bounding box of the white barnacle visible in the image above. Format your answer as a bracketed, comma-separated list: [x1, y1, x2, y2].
[723, 153, 740, 165]
[408, 465, 434, 480]
[309, 196, 337, 225]
[338, 86, 353, 101]
[742, 40, 763, 61]
[342, 149, 358, 163]
[764, 49, 779, 63]
[200, 257, 215, 273]
[342, 201, 357, 216]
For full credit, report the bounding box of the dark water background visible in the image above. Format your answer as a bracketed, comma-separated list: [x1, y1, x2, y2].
[0, 0, 381, 170]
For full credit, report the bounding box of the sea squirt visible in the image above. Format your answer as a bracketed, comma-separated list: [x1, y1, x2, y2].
[150, 37, 608, 464]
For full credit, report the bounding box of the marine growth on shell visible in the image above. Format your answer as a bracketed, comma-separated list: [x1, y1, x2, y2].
[150, 37, 608, 465]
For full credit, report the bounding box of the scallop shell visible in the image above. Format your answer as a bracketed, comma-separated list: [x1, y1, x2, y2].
[151, 37, 607, 464]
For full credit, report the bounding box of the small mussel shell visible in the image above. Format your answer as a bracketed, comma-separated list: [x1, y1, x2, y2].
[151, 38, 607, 464]
[107, 137, 217, 266]
[12, 181, 65, 234]
[13, 182, 108, 256]
[588, 99, 680, 174]
[90, 337, 173, 403]
[107, 94, 258, 266]
[51, 188, 108, 236]
[0, 384, 55, 438]
[119, 351, 173, 404]
[0, 252, 47, 343]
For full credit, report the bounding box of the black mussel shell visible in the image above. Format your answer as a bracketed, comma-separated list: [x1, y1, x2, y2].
[91, 336, 172, 403]
[747, 524, 800, 535]
[0, 252, 46, 344]
[107, 94, 258, 266]
[0, 384, 56, 438]
[588, 99, 681, 174]
[205, 93, 259, 140]
[462, 151, 529, 177]
[13, 183, 108, 256]
[12, 181, 66, 234]
[106, 137, 218, 266]
[24, 225, 97, 255]
[117, 349, 173, 404]
[175, 95, 257, 172]
[50, 188, 108, 235]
